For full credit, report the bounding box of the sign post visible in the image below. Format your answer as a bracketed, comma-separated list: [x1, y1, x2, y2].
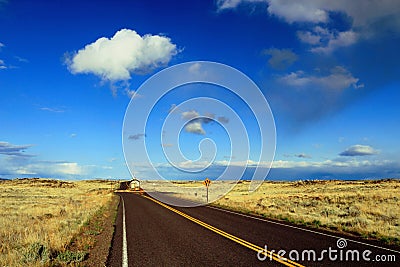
[203, 178, 211, 203]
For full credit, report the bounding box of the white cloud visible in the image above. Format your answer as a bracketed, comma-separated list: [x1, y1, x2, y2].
[217, 0, 400, 51]
[216, 0, 265, 10]
[7, 161, 84, 177]
[339, 145, 379, 156]
[184, 121, 205, 135]
[267, 0, 327, 23]
[39, 107, 65, 113]
[188, 62, 201, 73]
[310, 30, 358, 54]
[219, 0, 400, 29]
[0, 59, 7, 69]
[125, 88, 141, 99]
[66, 29, 178, 82]
[214, 158, 389, 169]
[181, 110, 200, 120]
[53, 162, 83, 175]
[279, 66, 362, 91]
[297, 31, 321, 45]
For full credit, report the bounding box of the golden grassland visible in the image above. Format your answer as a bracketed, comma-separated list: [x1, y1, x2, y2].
[145, 179, 400, 245]
[0, 178, 119, 266]
[216, 179, 400, 245]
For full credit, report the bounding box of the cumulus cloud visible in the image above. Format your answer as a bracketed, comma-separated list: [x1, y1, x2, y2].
[184, 121, 205, 135]
[339, 145, 378, 156]
[181, 110, 200, 120]
[218, 0, 400, 28]
[263, 48, 298, 70]
[0, 141, 34, 157]
[309, 30, 358, 54]
[65, 29, 178, 82]
[297, 31, 321, 45]
[267, 0, 328, 23]
[217, 0, 400, 51]
[179, 109, 227, 134]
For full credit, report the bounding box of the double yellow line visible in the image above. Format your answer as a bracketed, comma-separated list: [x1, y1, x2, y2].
[144, 195, 304, 267]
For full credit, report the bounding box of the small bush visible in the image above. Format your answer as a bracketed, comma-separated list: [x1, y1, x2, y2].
[56, 250, 87, 263]
[22, 242, 52, 263]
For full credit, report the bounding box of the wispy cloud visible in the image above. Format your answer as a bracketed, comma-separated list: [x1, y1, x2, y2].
[39, 107, 65, 113]
[129, 133, 145, 140]
[0, 141, 35, 157]
[217, 116, 229, 124]
[0, 59, 7, 69]
[14, 56, 29, 63]
[278, 66, 363, 90]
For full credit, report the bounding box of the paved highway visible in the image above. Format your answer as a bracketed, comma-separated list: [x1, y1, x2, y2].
[108, 192, 399, 266]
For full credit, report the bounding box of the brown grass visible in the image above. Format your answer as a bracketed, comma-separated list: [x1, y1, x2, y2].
[213, 179, 400, 245]
[0, 178, 119, 266]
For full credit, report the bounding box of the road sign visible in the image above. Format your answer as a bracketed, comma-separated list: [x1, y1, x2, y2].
[203, 178, 211, 203]
[203, 178, 211, 187]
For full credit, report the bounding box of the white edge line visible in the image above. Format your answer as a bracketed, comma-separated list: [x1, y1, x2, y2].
[122, 197, 129, 267]
[207, 205, 400, 254]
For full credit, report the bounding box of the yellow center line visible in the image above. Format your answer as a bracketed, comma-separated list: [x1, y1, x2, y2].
[143, 195, 305, 267]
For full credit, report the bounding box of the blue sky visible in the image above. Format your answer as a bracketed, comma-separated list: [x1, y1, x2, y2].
[0, 0, 399, 180]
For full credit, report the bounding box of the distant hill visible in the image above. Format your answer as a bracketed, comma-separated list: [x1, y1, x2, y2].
[0, 177, 9, 181]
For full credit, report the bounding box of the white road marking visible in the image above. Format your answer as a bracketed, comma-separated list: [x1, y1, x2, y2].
[122, 197, 128, 267]
[207, 205, 400, 254]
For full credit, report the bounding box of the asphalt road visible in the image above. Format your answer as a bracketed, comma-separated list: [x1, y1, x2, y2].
[107, 192, 399, 266]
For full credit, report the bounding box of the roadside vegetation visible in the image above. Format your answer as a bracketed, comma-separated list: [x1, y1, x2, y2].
[0, 178, 119, 266]
[213, 179, 400, 246]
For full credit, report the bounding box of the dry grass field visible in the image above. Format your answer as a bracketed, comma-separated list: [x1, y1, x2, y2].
[0, 178, 119, 266]
[215, 179, 400, 245]
[144, 179, 400, 245]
